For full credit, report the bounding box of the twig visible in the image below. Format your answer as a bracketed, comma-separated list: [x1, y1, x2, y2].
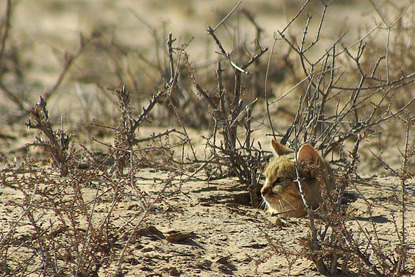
[132, 129, 178, 145]
[132, 90, 165, 133]
[0, 0, 12, 79]
[43, 32, 98, 102]
[211, 0, 242, 32]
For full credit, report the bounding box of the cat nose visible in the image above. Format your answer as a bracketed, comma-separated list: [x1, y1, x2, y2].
[261, 187, 269, 196]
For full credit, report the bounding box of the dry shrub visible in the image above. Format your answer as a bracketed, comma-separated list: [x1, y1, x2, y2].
[1, 150, 183, 276]
[1, 64, 184, 276]
[0, 0, 98, 122]
[260, 1, 415, 275]
[26, 97, 71, 176]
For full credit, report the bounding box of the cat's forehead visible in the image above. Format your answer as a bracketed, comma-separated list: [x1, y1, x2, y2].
[272, 155, 295, 164]
[276, 151, 295, 159]
[265, 155, 295, 175]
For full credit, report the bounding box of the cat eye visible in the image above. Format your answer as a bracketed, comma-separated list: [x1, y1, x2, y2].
[273, 177, 284, 186]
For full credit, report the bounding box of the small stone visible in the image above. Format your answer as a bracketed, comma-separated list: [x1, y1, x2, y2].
[196, 259, 212, 269]
[166, 231, 193, 243]
[168, 266, 181, 276]
[216, 256, 229, 264]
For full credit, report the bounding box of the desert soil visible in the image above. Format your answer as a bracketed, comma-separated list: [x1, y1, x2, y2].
[1, 154, 415, 276]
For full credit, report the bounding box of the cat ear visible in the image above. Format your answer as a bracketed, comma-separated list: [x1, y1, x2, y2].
[297, 144, 320, 166]
[271, 139, 293, 156]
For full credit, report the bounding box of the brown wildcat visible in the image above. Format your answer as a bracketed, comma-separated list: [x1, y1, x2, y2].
[261, 140, 335, 217]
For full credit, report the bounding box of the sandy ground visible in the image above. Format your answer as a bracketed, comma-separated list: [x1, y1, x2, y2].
[1, 156, 415, 276]
[1, 123, 415, 275]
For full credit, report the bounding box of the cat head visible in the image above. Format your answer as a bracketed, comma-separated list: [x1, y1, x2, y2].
[261, 140, 325, 217]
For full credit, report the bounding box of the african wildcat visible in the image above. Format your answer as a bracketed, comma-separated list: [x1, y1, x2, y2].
[261, 140, 335, 217]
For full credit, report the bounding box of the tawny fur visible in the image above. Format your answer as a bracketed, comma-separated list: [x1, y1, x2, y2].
[261, 140, 335, 217]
